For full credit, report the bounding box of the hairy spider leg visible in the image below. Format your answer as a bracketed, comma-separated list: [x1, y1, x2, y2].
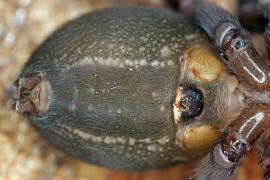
[255, 4, 270, 180]
[194, 0, 270, 90]
[197, 104, 270, 179]
[191, 1, 270, 179]
[256, 127, 270, 180]
[263, 3, 270, 60]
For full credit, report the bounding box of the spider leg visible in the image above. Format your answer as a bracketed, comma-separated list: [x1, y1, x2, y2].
[196, 104, 270, 180]
[256, 127, 270, 179]
[263, 3, 270, 60]
[192, 2, 270, 178]
[193, 0, 270, 90]
[264, 31, 270, 61]
[265, 165, 270, 180]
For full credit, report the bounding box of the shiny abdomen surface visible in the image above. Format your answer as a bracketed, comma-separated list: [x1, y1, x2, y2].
[21, 6, 208, 170]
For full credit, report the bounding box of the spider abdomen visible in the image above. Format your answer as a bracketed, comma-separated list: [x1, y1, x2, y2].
[14, 6, 227, 171]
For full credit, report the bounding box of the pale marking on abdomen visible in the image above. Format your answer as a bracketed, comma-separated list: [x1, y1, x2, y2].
[60, 56, 175, 72]
[56, 123, 171, 146]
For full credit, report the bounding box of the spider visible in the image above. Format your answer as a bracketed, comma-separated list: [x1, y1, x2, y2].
[1, 0, 267, 178]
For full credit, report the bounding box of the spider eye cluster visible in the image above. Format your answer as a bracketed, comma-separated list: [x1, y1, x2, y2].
[177, 84, 204, 121]
[174, 45, 234, 156]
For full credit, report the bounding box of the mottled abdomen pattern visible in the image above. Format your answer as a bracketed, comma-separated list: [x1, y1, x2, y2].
[20, 6, 208, 170]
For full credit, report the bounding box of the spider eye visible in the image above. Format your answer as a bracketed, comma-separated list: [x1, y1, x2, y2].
[180, 85, 204, 120]
[174, 84, 222, 157]
[174, 84, 204, 123]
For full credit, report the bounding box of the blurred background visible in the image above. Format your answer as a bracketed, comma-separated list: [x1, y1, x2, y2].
[0, 0, 265, 179]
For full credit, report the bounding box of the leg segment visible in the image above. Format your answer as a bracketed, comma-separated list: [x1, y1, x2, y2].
[193, 0, 270, 90]
[256, 128, 270, 180]
[196, 104, 270, 179]
[263, 3, 270, 60]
